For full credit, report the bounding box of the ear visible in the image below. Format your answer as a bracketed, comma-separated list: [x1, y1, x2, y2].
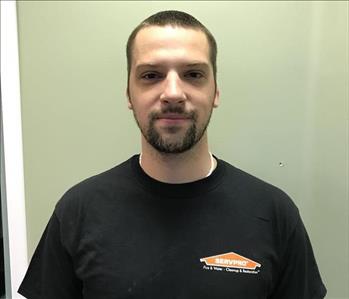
[213, 88, 220, 108]
[126, 88, 133, 110]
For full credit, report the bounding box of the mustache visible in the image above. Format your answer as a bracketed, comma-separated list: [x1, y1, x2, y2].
[149, 106, 197, 120]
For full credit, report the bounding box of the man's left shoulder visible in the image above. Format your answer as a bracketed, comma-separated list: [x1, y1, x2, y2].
[219, 159, 300, 224]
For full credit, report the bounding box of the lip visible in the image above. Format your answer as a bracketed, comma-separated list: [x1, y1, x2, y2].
[157, 118, 189, 125]
[156, 113, 190, 120]
[155, 114, 190, 125]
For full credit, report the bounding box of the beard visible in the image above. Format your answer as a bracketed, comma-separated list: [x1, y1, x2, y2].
[133, 105, 213, 154]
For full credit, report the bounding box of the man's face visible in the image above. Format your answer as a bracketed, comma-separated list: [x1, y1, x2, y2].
[127, 25, 219, 154]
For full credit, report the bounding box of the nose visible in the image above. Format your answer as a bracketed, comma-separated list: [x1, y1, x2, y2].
[160, 71, 187, 104]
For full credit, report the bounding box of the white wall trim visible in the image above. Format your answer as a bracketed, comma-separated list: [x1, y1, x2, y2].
[0, 1, 28, 298]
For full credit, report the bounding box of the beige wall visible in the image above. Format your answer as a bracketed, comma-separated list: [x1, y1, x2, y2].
[17, 1, 348, 298]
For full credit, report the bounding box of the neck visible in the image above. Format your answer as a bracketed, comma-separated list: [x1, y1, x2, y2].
[139, 134, 216, 184]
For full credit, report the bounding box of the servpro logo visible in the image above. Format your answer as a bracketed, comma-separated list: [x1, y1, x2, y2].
[200, 252, 261, 274]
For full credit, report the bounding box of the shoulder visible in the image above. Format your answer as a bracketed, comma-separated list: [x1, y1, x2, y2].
[54, 156, 136, 220]
[219, 159, 300, 233]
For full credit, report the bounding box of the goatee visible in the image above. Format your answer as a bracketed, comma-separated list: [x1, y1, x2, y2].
[134, 105, 212, 154]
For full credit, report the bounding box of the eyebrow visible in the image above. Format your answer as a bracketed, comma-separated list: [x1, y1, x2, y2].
[185, 63, 210, 69]
[135, 62, 210, 72]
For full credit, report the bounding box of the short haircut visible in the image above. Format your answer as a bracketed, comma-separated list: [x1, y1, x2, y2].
[126, 10, 217, 86]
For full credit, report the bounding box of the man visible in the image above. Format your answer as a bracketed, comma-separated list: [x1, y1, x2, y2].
[19, 10, 327, 298]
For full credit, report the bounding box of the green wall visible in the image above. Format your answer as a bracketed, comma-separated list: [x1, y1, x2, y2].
[17, 1, 348, 298]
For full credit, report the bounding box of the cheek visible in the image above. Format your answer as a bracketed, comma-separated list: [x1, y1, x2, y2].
[196, 102, 215, 123]
[129, 89, 158, 111]
[133, 107, 150, 125]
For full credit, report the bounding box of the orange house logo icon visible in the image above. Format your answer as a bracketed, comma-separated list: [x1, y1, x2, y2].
[200, 252, 261, 270]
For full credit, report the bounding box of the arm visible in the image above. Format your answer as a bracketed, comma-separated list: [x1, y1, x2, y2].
[269, 217, 327, 299]
[18, 213, 83, 299]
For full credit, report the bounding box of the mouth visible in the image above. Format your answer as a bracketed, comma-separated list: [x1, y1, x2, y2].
[154, 114, 192, 127]
[157, 113, 191, 121]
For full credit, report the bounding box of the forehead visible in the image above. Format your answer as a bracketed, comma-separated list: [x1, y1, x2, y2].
[131, 25, 210, 67]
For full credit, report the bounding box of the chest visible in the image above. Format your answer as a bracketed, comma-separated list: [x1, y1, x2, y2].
[73, 199, 278, 299]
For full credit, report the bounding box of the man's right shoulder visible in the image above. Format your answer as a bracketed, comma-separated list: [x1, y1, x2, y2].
[54, 155, 136, 217]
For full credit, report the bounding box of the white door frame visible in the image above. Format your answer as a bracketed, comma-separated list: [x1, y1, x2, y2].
[1, 1, 28, 298]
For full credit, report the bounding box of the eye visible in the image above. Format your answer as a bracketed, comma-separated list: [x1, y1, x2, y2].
[140, 72, 163, 81]
[184, 71, 205, 80]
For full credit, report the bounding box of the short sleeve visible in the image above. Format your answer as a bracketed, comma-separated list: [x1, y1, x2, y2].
[18, 213, 83, 299]
[269, 216, 327, 299]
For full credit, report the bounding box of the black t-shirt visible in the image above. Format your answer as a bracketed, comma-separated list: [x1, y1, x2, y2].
[19, 155, 327, 299]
